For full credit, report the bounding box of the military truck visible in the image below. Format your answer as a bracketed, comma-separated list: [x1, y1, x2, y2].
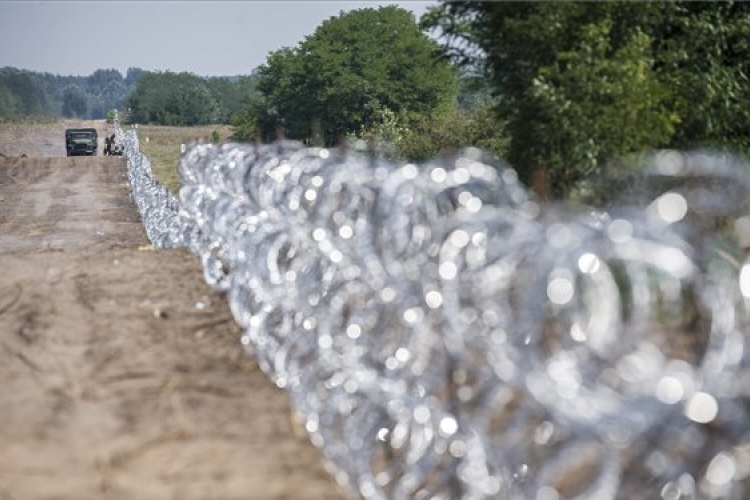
[65, 128, 98, 156]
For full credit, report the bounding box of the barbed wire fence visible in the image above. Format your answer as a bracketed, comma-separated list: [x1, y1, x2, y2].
[115, 112, 750, 500]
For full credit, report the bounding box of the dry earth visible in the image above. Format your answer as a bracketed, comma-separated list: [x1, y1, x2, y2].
[0, 121, 342, 500]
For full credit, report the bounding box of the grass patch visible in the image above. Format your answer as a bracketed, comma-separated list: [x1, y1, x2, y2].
[134, 125, 234, 193]
[0, 115, 59, 125]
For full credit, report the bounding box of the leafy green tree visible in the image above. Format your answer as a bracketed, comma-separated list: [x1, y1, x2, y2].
[205, 76, 249, 123]
[240, 48, 301, 141]
[0, 68, 50, 116]
[83, 69, 124, 118]
[127, 71, 221, 126]
[125, 67, 145, 88]
[526, 22, 676, 193]
[62, 85, 89, 118]
[0, 82, 19, 117]
[166, 84, 219, 126]
[229, 72, 261, 138]
[238, 6, 457, 145]
[352, 99, 508, 163]
[424, 2, 677, 196]
[656, 2, 750, 153]
[423, 1, 750, 197]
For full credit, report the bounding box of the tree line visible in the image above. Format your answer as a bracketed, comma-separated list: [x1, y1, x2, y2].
[3, 3, 748, 198]
[231, 5, 496, 161]
[233, 2, 750, 197]
[0, 67, 144, 119]
[126, 71, 257, 126]
[0, 66, 254, 126]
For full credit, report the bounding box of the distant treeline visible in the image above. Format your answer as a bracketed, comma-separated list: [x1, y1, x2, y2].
[0, 66, 256, 125]
[126, 71, 258, 126]
[0, 67, 143, 119]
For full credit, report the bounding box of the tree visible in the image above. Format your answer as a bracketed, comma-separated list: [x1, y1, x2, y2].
[423, 2, 677, 196]
[524, 21, 676, 194]
[0, 82, 19, 117]
[423, 1, 750, 197]
[0, 66, 147, 119]
[126, 71, 249, 126]
[83, 69, 124, 119]
[206, 76, 249, 123]
[125, 67, 145, 88]
[127, 71, 221, 126]
[0, 68, 50, 116]
[351, 98, 508, 163]
[655, 2, 750, 153]
[62, 85, 88, 118]
[238, 6, 457, 145]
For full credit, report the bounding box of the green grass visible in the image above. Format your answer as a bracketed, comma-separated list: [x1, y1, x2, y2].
[134, 125, 233, 194]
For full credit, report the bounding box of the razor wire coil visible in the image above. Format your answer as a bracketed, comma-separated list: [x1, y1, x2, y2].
[115, 113, 750, 500]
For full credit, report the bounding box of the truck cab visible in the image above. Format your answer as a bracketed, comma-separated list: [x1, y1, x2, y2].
[65, 128, 98, 156]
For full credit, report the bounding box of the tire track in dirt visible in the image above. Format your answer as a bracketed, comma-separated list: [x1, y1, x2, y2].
[0, 153, 341, 499]
[0, 157, 144, 254]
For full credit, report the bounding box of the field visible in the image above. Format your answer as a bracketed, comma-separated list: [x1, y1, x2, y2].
[131, 124, 234, 193]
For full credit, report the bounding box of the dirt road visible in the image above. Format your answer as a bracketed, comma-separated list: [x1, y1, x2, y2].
[0, 122, 341, 499]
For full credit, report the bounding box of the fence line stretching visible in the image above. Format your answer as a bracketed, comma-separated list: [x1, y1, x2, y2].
[117, 113, 750, 499]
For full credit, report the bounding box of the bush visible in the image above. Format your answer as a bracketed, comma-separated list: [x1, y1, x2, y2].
[351, 99, 509, 163]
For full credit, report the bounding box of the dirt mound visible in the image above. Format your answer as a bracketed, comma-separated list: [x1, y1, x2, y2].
[0, 135, 340, 499]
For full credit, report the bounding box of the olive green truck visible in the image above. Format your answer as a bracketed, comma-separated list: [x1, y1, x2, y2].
[65, 128, 98, 156]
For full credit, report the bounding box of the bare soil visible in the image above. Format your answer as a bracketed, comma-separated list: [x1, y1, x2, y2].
[0, 121, 341, 500]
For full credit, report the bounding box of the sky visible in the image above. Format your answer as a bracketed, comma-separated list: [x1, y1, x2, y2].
[0, 1, 436, 77]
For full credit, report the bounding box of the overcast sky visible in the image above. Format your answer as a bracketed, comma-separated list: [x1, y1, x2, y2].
[0, 1, 436, 77]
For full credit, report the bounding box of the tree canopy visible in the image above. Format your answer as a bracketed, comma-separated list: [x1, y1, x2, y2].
[0, 69, 50, 117]
[423, 1, 750, 197]
[126, 71, 256, 126]
[0, 66, 250, 125]
[127, 72, 219, 126]
[237, 6, 457, 144]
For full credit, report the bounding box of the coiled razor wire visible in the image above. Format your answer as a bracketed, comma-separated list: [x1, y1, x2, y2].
[117, 122, 182, 248]
[116, 114, 750, 499]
